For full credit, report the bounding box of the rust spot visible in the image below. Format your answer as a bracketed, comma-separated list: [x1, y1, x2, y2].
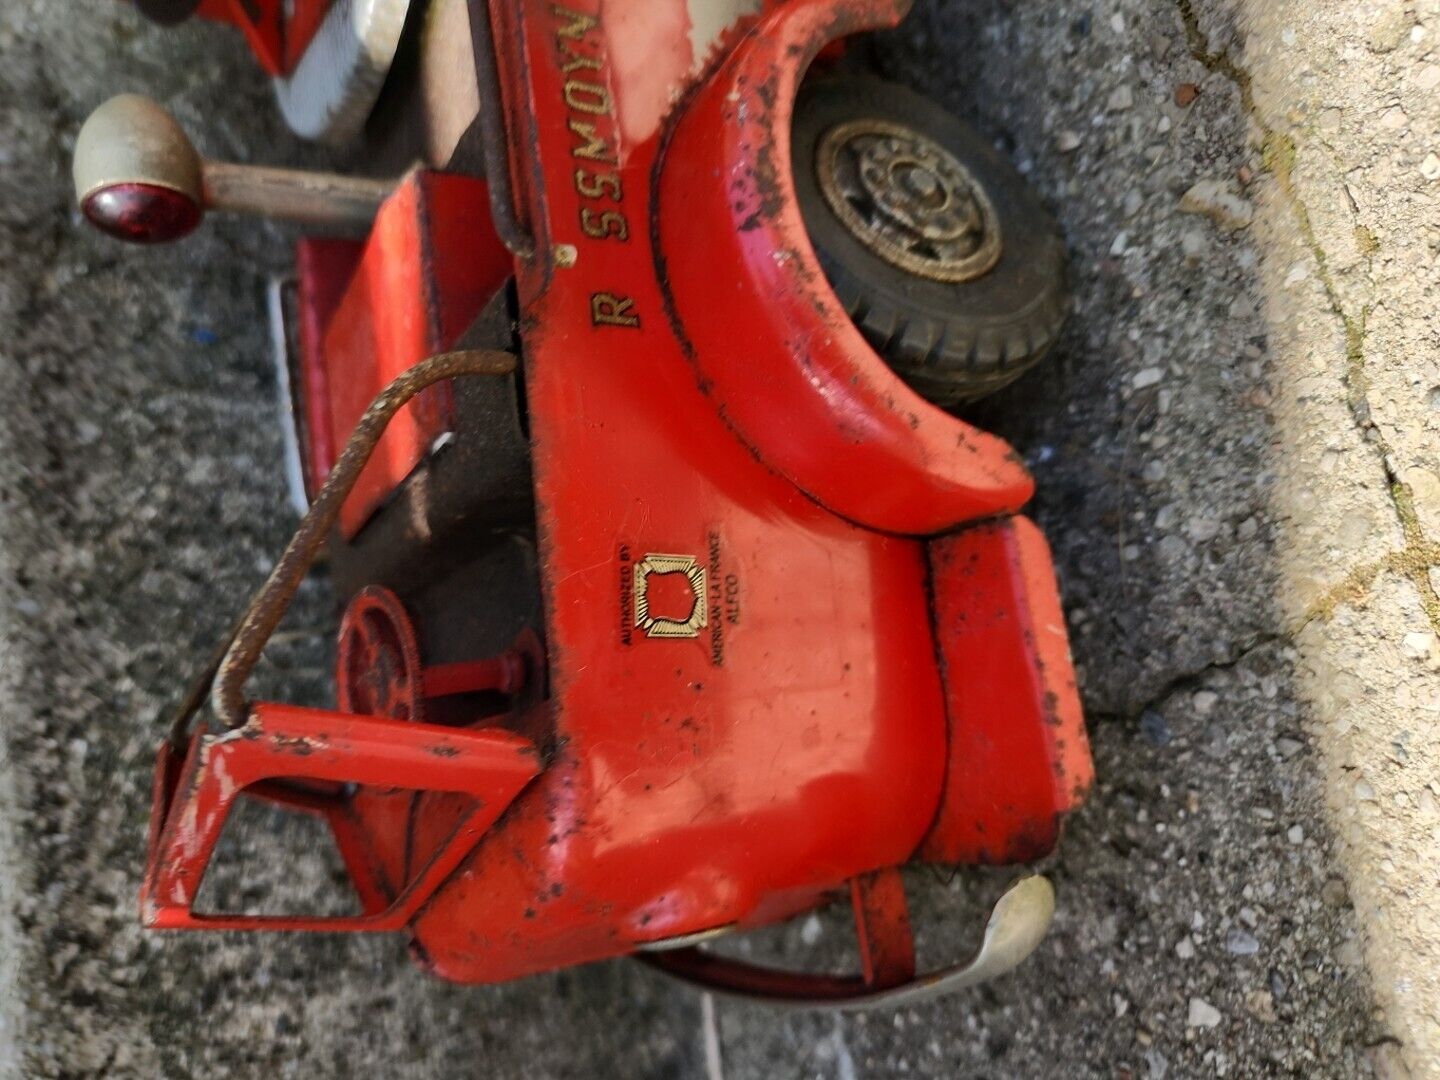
[1042, 690, 1063, 727]
[994, 816, 1060, 864]
[271, 735, 317, 756]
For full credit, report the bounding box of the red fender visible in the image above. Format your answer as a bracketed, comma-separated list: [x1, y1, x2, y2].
[655, 0, 1034, 535]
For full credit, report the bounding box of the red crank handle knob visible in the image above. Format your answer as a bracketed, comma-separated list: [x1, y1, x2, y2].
[72, 94, 394, 244]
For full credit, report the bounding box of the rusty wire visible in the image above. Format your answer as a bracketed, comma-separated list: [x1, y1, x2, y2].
[164, 348, 517, 747]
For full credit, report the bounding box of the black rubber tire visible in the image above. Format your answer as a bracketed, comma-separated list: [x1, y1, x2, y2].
[793, 77, 1069, 405]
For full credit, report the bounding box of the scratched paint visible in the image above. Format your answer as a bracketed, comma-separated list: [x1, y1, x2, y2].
[597, 0, 759, 150]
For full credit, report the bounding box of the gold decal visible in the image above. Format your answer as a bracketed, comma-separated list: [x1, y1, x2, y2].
[574, 168, 622, 200]
[618, 544, 633, 646]
[563, 80, 611, 115]
[634, 554, 708, 640]
[567, 119, 615, 163]
[580, 208, 629, 241]
[591, 293, 640, 328]
[551, 5, 598, 40]
[560, 50, 603, 74]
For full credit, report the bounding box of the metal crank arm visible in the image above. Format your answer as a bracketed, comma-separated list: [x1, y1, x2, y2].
[639, 874, 1055, 1011]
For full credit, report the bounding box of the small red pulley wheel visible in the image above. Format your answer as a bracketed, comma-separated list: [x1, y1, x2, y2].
[337, 585, 425, 723]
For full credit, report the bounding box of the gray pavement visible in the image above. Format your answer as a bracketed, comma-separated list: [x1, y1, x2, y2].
[0, 0, 1421, 1076]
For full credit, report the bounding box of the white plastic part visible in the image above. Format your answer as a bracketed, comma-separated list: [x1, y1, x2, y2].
[266, 278, 312, 516]
[275, 0, 415, 144]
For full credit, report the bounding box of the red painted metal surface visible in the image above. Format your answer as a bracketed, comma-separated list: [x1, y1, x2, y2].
[294, 236, 363, 491]
[141, 703, 540, 931]
[656, 0, 1033, 534]
[138, 0, 1094, 995]
[403, 0, 957, 984]
[336, 585, 532, 721]
[852, 868, 915, 991]
[919, 517, 1093, 864]
[195, 0, 330, 75]
[314, 171, 511, 536]
[336, 585, 426, 721]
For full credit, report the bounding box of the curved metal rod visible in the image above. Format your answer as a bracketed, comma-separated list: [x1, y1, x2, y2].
[469, 2, 536, 258]
[638, 875, 1055, 1011]
[167, 349, 520, 736]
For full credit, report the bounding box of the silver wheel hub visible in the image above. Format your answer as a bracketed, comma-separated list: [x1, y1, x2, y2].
[816, 119, 1002, 283]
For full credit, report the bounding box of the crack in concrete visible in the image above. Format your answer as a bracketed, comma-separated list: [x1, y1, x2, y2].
[1100, 632, 1291, 724]
[1175, 0, 1440, 636]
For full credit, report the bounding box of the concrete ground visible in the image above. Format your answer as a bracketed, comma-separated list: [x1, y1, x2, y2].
[0, 0, 1434, 1077]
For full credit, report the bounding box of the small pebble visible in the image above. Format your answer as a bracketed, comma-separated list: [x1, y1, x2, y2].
[1225, 927, 1260, 955]
[1244, 989, 1278, 1023]
[1187, 997, 1222, 1028]
[1133, 366, 1165, 389]
[1287, 824, 1305, 845]
[1141, 710, 1171, 746]
[1368, 4, 1414, 52]
[1401, 630, 1438, 660]
[1419, 153, 1440, 180]
[1186, 516, 1222, 543]
[1181, 228, 1207, 265]
[1321, 878, 1350, 909]
[1275, 736, 1304, 758]
[1057, 130, 1083, 152]
[1175, 82, 1200, 106]
[1175, 936, 1196, 959]
[1379, 105, 1408, 130]
[1179, 179, 1253, 231]
[1107, 85, 1134, 111]
[1269, 969, 1289, 1001]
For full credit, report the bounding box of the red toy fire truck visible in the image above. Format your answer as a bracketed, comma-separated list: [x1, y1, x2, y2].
[75, 0, 1091, 1006]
